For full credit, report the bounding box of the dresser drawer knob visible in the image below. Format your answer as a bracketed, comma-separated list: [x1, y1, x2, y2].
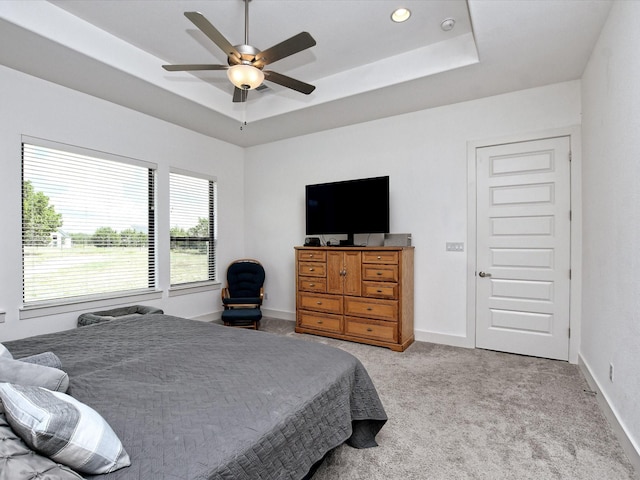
[367, 307, 373, 311]
[367, 328, 373, 332]
[376, 289, 383, 293]
[317, 301, 323, 305]
[376, 272, 382, 276]
[309, 268, 315, 271]
[377, 256, 381, 259]
[309, 283, 316, 287]
[317, 320, 323, 325]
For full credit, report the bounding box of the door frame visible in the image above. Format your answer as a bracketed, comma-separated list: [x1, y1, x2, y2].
[466, 126, 582, 363]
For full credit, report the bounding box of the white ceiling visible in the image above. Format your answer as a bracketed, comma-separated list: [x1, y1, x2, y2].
[0, 0, 612, 147]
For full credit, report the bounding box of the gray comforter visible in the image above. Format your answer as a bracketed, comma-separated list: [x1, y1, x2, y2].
[4, 315, 387, 479]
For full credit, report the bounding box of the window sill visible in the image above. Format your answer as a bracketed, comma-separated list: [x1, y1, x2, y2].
[19, 290, 163, 320]
[169, 281, 221, 297]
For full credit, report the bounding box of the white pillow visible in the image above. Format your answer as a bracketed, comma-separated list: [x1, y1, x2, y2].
[0, 343, 12, 359]
[18, 351, 63, 370]
[0, 356, 69, 393]
[0, 383, 131, 475]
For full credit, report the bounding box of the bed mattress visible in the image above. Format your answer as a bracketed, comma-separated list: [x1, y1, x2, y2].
[4, 315, 387, 479]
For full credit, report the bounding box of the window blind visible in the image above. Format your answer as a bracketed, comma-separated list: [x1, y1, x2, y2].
[22, 141, 155, 305]
[169, 171, 217, 285]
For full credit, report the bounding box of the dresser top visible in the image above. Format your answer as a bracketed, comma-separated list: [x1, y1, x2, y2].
[295, 245, 413, 251]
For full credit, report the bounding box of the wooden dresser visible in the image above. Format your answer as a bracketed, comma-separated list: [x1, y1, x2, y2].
[295, 246, 414, 351]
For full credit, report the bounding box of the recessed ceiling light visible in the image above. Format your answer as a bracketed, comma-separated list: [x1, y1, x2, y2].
[391, 8, 411, 23]
[440, 17, 456, 31]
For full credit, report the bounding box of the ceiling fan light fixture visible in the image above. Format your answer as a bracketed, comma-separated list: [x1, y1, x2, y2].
[227, 64, 264, 90]
[391, 8, 411, 23]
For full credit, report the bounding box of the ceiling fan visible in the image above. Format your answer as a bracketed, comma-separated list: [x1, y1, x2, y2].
[162, 0, 316, 103]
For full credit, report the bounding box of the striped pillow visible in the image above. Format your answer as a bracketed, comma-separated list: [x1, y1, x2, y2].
[0, 383, 131, 475]
[0, 411, 84, 480]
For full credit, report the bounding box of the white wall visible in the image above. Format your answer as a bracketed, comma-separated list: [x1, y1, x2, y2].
[244, 81, 582, 343]
[0, 65, 245, 341]
[0, 64, 583, 348]
[581, 0, 640, 454]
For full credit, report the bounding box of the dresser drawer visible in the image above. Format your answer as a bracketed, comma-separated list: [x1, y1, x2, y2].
[299, 311, 343, 334]
[299, 292, 342, 314]
[345, 317, 397, 343]
[363, 281, 398, 299]
[298, 262, 326, 277]
[298, 250, 327, 262]
[362, 251, 399, 264]
[298, 277, 327, 293]
[362, 264, 399, 282]
[344, 297, 398, 321]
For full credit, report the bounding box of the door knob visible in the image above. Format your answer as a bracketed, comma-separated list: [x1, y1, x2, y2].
[478, 271, 492, 278]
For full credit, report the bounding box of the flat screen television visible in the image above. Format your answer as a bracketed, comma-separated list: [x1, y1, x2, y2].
[305, 176, 389, 246]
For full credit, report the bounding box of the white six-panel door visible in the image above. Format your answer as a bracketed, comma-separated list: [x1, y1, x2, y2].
[475, 137, 571, 360]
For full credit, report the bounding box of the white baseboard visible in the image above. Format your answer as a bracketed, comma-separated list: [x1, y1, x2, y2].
[414, 329, 474, 349]
[579, 354, 640, 477]
[190, 312, 221, 322]
[261, 308, 296, 321]
[193, 312, 471, 349]
[191, 309, 295, 323]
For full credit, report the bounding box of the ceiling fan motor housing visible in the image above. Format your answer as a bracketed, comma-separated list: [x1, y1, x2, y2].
[228, 44, 262, 67]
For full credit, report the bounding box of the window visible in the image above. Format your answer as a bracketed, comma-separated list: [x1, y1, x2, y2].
[22, 138, 156, 306]
[169, 170, 217, 286]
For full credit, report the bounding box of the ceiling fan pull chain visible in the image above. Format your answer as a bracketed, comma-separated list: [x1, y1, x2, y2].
[240, 100, 248, 130]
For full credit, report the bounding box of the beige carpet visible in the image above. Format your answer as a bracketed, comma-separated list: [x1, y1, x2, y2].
[258, 317, 637, 480]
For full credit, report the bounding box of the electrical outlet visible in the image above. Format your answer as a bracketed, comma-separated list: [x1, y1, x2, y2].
[264, 292, 268, 300]
[446, 242, 464, 252]
[609, 363, 614, 382]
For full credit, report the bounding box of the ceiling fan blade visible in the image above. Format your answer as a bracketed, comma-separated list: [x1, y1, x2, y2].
[254, 32, 316, 67]
[233, 88, 248, 103]
[162, 64, 228, 71]
[263, 70, 315, 95]
[184, 11, 241, 61]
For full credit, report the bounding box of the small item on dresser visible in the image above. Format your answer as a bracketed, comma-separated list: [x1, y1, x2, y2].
[304, 236, 321, 246]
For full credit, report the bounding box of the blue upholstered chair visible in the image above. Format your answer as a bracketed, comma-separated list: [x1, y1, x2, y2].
[221, 259, 265, 329]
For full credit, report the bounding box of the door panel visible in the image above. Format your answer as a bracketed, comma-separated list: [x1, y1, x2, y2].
[344, 251, 362, 296]
[476, 136, 571, 360]
[491, 279, 553, 302]
[326, 251, 362, 295]
[491, 248, 554, 269]
[326, 251, 344, 295]
[491, 216, 554, 236]
[490, 310, 552, 333]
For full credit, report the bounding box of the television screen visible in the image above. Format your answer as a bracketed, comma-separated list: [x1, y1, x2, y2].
[305, 176, 389, 242]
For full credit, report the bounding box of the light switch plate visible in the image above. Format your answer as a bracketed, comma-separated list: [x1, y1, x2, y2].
[446, 242, 464, 252]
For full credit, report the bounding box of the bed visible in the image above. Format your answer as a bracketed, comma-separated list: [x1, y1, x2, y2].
[1, 314, 387, 479]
